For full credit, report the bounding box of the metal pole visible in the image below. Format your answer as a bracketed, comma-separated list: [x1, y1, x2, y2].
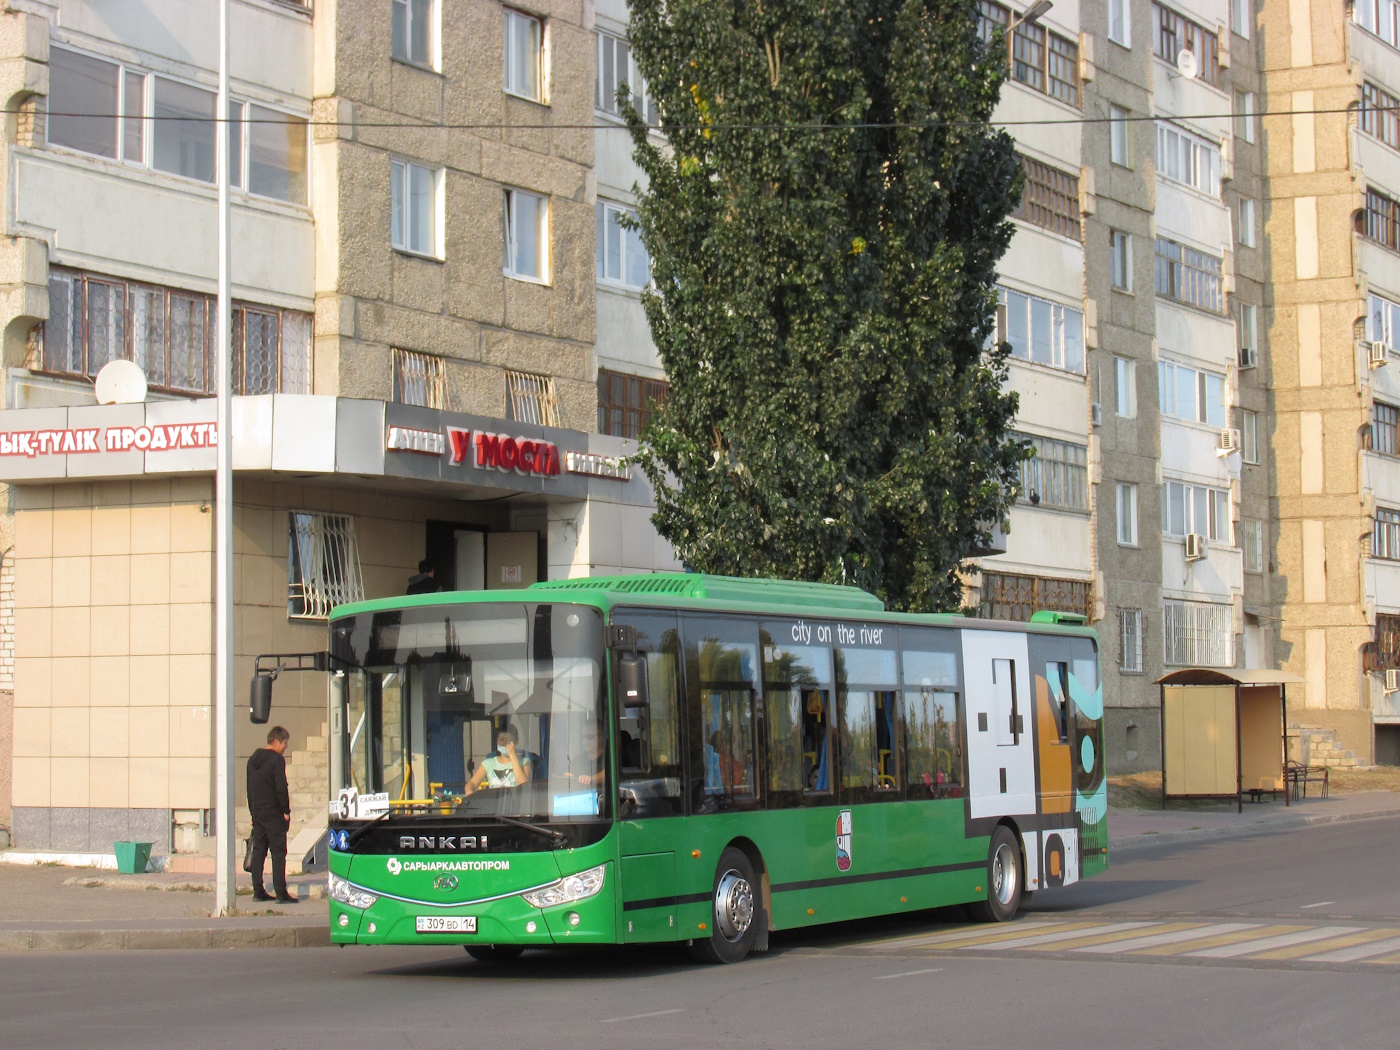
[213, 0, 236, 916]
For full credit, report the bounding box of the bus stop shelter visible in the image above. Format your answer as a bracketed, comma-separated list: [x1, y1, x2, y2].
[1157, 669, 1304, 813]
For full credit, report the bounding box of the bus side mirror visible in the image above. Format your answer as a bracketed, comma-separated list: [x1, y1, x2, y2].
[250, 673, 275, 724]
[618, 652, 649, 710]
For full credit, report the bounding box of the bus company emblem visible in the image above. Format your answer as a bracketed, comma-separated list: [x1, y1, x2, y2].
[433, 874, 459, 891]
[386, 858, 402, 875]
[836, 810, 853, 872]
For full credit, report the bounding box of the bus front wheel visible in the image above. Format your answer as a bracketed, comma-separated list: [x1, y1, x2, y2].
[969, 826, 1024, 923]
[688, 847, 759, 964]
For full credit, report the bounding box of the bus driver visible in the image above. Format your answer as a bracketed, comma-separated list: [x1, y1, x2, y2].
[464, 725, 533, 792]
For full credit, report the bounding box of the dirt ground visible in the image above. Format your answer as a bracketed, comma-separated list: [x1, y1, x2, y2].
[1109, 767, 1400, 810]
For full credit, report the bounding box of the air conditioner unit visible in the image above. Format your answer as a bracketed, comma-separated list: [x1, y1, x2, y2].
[1238, 346, 1258, 369]
[1386, 668, 1400, 693]
[1185, 533, 1207, 561]
[1365, 340, 1388, 369]
[1090, 401, 1103, 427]
[1216, 427, 1241, 454]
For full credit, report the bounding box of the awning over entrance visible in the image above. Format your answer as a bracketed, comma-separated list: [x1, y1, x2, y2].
[0, 395, 647, 506]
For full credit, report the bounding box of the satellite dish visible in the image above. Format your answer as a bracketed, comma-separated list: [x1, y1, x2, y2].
[94, 359, 148, 405]
[1176, 48, 1199, 81]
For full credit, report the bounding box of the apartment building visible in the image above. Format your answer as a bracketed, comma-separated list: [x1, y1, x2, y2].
[0, 0, 675, 857]
[1261, 0, 1400, 766]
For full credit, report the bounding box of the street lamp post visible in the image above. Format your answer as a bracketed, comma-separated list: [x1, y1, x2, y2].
[213, 0, 236, 917]
[1005, 0, 1055, 71]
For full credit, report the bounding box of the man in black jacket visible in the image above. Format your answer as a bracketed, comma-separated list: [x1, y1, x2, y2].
[247, 726, 296, 903]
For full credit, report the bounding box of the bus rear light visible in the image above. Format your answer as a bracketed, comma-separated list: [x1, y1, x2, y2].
[521, 864, 606, 908]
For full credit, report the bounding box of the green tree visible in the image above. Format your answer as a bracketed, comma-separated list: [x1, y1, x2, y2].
[625, 0, 1028, 612]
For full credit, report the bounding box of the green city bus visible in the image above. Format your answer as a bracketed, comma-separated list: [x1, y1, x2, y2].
[263, 573, 1107, 963]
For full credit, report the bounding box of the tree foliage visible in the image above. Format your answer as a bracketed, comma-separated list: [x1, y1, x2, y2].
[624, 0, 1027, 612]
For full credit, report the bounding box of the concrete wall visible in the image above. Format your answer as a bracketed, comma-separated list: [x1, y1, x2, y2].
[314, 0, 600, 428]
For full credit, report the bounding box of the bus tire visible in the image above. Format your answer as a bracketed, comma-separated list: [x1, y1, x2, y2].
[969, 825, 1023, 923]
[464, 944, 525, 962]
[687, 847, 759, 964]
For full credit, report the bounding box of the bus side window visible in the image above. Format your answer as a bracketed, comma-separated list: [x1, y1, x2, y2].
[904, 688, 962, 799]
[612, 612, 683, 818]
[682, 616, 760, 812]
[761, 629, 834, 806]
[1045, 662, 1070, 743]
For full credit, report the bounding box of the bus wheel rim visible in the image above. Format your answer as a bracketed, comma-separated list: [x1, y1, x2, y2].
[992, 842, 1017, 906]
[714, 869, 754, 941]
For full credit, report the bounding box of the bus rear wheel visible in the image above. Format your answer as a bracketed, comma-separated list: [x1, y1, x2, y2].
[464, 944, 525, 962]
[688, 847, 759, 964]
[969, 825, 1023, 923]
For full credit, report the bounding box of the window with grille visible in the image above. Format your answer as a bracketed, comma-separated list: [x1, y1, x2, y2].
[1153, 4, 1220, 87]
[995, 287, 1085, 373]
[976, 3, 1080, 107]
[598, 368, 667, 438]
[1375, 507, 1400, 561]
[391, 348, 447, 409]
[1241, 520, 1264, 573]
[1016, 433, 1088, 511]
[1374, 402, 1400, 455]
[596, 32, 657, 124]
[1361, 189, 1400, 252]
[979, 571, 1091, 621]
[1362, 613, 1400, 673]
[1155, 237, 1223, 312]
[41, 267, 309, 396]
[1012, 154, 1081, 240]
[1163, 599, 1233, 667]
[288, 512, 365, 620]
[505, 369, 561, 427]
[1118, 609, 1144, 674]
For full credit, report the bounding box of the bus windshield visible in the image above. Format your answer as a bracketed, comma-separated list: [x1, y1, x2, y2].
[330, 602, 607, 822]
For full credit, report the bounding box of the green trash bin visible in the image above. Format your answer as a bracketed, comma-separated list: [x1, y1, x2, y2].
[113, 841, 153, 875]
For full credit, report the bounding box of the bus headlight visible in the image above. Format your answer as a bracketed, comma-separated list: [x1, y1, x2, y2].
[329, 874, 379, 910]
[521, 865, 606, 908]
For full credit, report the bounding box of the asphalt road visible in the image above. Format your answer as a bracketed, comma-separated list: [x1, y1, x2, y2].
[4, 817, 1399, 1050]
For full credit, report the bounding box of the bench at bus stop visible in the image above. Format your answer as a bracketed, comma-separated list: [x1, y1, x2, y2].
[1283, 760, 1329, 802]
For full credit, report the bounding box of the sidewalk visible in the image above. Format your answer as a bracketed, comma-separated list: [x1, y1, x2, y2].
[1109, 788, 1400, 851]
[0, 861, 330, 952]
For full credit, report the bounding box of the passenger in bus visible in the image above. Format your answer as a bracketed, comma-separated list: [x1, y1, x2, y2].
[464, 725, 533, 792]
[563, 721, 606, 789]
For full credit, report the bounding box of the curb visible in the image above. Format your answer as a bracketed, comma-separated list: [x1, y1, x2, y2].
[0, 923, 331, 952]
[1110, 805, 1400, 853]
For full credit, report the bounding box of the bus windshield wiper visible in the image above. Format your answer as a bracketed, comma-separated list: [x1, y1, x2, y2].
[345, 807, 398, 846]
[459, 813, 567, 849]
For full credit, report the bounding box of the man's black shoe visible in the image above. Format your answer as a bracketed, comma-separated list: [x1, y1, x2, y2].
[275, 893, 300, 904]
[252, 890, 273, 901]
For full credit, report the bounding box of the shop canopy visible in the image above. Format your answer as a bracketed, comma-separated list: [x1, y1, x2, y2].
[1156, 669, 1304, 812]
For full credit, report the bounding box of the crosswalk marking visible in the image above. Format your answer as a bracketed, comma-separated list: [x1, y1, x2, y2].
[1073, 922, 1261, 954]
[1304, 933, 1400, 963]
[858, 917, 1400, 967]
[868, 920, 1065, 952]
[972, 921, 1159, 952]
[1188, 926, 1361, 959]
